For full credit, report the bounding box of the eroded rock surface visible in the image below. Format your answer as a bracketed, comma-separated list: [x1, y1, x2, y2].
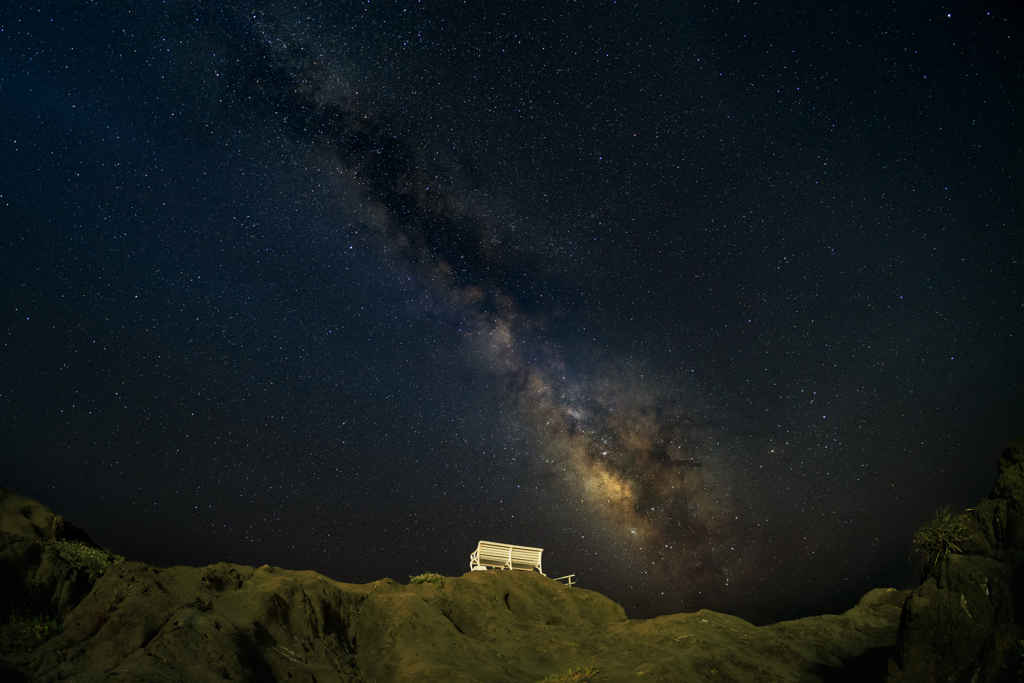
[28, 561, 367, 683]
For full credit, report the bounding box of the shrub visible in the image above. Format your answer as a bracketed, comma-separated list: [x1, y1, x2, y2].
[912, 507, 973, 566]
[48, 540, 124, 583]
[409, 572, 445, 588]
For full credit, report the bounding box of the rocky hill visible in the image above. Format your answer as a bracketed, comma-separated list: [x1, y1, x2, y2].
[0, 485, 900, 682]
[4, 435, 1021, 683]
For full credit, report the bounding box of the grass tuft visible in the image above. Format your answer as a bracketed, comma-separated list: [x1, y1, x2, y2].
[409, 572, 445, 588]
[0, 613, 63, 652]
[912, 507, 973, 566]
[544, 665, 601, 682]
[104, 582, 134, 612]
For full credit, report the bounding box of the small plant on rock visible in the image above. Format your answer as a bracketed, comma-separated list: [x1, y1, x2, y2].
[104, 582, 134, 612]
[409, 572, 445, 588]
[912, 507, 973, 567]
[544, 665, 601, 682]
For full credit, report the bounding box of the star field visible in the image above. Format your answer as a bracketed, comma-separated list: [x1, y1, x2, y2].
[1, 0, 1021, 623]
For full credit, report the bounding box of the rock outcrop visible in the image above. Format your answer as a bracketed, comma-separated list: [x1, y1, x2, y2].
[887, 438, 1024, 683]
[0, 485, 908, 682]
[0, 486, 100, 622]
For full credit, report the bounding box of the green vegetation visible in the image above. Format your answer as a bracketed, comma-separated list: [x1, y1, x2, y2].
[48, 540, 124, 582]
[104, 582, 134, 613]
[409, 572, 445, 588]
[494, 650, 519, 667]
[0, 613, 63, 652]
[544, 665, 601, 682]
[912, 507, 973, 566]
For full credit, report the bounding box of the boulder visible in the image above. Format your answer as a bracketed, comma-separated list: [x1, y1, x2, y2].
[886, 439, 1024, 683]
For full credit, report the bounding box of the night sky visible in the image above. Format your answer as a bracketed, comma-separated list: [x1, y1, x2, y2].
[2, 0, 1021, 624]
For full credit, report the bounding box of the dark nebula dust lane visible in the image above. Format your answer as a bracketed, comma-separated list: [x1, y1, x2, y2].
[1, 0, 1021, 623]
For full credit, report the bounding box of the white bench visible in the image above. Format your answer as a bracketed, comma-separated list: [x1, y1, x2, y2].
[470, 541, 544, 576]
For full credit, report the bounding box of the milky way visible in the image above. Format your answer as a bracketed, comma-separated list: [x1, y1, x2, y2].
[224, 11, 747, 598]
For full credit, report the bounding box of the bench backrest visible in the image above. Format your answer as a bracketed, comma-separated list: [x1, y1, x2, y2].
[471, 541, 544, 575]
